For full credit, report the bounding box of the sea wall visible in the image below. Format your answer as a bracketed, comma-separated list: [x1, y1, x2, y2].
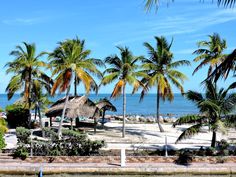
[24, 155, 236, 163]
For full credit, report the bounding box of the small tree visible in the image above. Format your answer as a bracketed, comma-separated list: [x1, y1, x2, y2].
[173, 81, 236, 147]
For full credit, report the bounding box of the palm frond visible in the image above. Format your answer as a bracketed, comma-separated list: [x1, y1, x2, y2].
[173, 115, 205, 127]
[175, 123, 203, 144]
[111, 80, 125, 98]
[185, 90, 203, 103]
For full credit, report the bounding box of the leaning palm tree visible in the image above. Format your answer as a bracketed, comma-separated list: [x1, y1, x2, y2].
[173, 81, 236, 147]
[193, 33, 227, 77]
[208, 49, 236, 82]
[5, 42, 51, 126]
[101, 46, 145, 138]
[145, 0, 236, 11]
[141, 36, 190, 132]
[49, 37, 103, 138]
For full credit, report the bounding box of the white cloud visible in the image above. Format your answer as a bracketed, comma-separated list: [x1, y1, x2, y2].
[2, 17, 44, 25]
[113, 8, 236, 45]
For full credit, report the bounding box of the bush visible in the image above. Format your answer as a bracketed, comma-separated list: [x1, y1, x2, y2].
[43, 127, 58, 141]
[0, 131, 6, 150]
[217, 139, 229, 150]
[0, 119, 8, 133]
[16, 127, 31, 144]
[14, 128, 105, 157]
[175, 150, 193, 165]
[6, 104, 30, 128]
[13, 145, 29, 160]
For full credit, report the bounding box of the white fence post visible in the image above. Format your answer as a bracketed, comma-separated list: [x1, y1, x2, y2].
[120, 148, 126, 167]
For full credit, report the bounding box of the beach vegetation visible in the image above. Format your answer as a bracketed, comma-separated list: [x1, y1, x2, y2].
[173, 80, 236, 147]
[5, 42, 52, 128]
[0, 119, 8, 134]
[14, 127, 105, 158]
[193, 33, 227, 77]
[0, 119, 7, 150]
[5, 104, 30, 128]
[140, 36, 190, 132]
[49, 37, 103, 138]
[175, 149, 193, 165]
[5, 42, 50, 108]
[16, 127, 31, 144]
[101, 46, 145, 137]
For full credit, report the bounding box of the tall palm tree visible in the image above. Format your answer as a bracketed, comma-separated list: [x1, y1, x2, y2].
[141, 36, 190, 132]
[101, 46, 145, 138]
[49, 37, 103, 138]
[145, 0, 236, 11]
[193, 33, 227, 77]
[173, 81, 236, 147]
[5, 42, 51, 126]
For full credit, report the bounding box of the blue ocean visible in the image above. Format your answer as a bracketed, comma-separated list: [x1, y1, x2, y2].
[0, 94, 198, 117]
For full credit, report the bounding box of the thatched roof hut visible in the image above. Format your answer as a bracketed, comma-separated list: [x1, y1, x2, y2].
[45, 96, 99, 118]
[96, 98, 117, 112]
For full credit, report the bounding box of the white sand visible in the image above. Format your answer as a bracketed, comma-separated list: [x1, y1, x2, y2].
[87, 121, 236, 150]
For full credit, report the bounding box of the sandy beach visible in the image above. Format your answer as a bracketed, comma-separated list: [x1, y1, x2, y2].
[87, 120, 236, 150]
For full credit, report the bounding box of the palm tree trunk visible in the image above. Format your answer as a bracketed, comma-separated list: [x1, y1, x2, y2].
[74, 75, 77, 96]
[28, 70, 32, 128]
[211, 130, 216, 147]
[157, 86, 164, 132]
[37, 102, 44, 137]
[34, 107, 37, 121]
[122, 84, 126, 138]
[101, 109, 105, 129]
[70, 118, 73, 130]
[58, 85, 71, 139]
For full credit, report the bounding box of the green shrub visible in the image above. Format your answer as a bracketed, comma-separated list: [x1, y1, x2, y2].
[0, 131, 6, 150]
[0, 119, 8, 133]
[34, 129, 104, 156]
[43, 127, 58, 141]
[6, 104, 30, 128]
[16, 127, 31, 144]
[175, 150, 193, 165]
[205, 147, 216, 156]
[13, 145, 29, 160]
[217, 139, 229, 150]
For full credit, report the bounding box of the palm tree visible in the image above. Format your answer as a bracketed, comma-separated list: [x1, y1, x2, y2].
[5, 42, 50, 126]
[173, 81, 236, 147]
[145, 0, 236, 11]
[193, 33, 227, 77]
[49, 37, 103, 138]
[31, 79, 52, 136]
[141, 36, 190, 132]
[101, 46, 145, 138]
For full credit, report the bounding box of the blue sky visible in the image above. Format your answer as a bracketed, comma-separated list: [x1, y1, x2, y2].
[0, 0, 235, 94]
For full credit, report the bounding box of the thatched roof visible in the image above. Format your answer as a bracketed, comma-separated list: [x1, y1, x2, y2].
[96, 98, 117, 112]
[45, 96, 99, 118]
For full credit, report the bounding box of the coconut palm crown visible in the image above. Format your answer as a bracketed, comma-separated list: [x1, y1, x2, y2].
[101, 46, 145, 137]
[49, 37, 103, 138]
[140, 36, 190, 132]
[193, 33, 227, 77]
[5, 42, 51, 109]
[173, 81, 236, 147]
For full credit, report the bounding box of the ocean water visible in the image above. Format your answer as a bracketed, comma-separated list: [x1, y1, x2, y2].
[0, 94, 198, 117]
